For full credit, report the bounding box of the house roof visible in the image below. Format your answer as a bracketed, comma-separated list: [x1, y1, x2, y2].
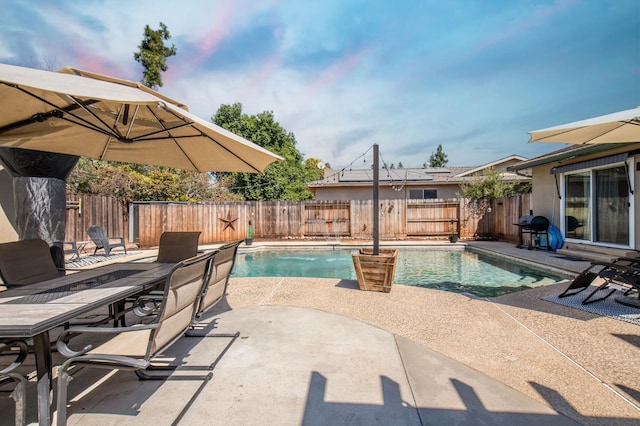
[308, 155, 530, 188]
[456, 155, 528, 177]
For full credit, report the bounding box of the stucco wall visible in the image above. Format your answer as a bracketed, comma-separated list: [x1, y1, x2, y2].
[530, 144, 640, 251]
[0, 166, 18, 243]
[529, 164, 561, 227]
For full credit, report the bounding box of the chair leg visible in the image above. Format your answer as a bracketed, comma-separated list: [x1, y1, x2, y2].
[582, 280, 616, 305]
[4, 374, 27, 426]
[56, 364, 73, 426]
[559, 271, 599, 298]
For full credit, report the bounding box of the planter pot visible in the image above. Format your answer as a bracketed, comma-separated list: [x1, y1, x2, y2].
[449, 235, 459, 243]
[245, 238, 253, 245]
[352, 248, 398, 293]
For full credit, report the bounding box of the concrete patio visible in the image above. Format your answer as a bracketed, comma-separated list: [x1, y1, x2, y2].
[1, 241, 639, 425]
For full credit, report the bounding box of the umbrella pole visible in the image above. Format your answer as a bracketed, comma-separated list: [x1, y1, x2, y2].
[373, 144, 379, 255]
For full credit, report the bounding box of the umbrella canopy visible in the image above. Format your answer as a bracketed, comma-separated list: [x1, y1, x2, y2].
[0, 63, 282, 173]
[528, 106, 640, 144]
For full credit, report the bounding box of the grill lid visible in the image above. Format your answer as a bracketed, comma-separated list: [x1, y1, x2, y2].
[517, 215, 550, 231]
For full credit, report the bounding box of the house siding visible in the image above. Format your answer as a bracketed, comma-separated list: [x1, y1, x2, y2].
[528, 144, 640, 251]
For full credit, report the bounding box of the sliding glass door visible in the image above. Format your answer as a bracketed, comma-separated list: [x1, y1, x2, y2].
[563, 165, 630, 246]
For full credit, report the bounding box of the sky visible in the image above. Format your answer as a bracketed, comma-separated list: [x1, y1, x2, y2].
[0, 0, 638, 168]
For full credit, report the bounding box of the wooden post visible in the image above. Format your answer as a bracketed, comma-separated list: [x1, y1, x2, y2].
[373, 144, 379, 255]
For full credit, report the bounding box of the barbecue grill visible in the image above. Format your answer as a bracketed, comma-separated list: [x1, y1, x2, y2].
[515, 214, 550, 250]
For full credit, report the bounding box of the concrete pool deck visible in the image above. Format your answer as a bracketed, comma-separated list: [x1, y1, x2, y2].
[2, 240, 639, 425]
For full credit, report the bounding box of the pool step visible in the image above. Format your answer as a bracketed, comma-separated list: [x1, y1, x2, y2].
[557, 243, 639, 263]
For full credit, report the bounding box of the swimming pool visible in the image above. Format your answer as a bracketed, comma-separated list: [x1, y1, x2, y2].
[231, 248, 565, 297]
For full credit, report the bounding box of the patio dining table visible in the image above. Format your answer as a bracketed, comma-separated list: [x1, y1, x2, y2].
[0, 261, 176, 425]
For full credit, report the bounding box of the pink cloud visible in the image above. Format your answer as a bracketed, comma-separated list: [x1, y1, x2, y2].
[478, 0, 579, 51]
[304, 46, 372, 100]
[238, 53, 282, 99]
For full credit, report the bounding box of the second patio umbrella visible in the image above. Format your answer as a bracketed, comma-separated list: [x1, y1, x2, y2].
[528, 106, 640, 145]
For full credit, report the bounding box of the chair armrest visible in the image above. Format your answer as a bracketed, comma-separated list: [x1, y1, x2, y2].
[0, 340, 28, 374]
[57, 324, 159, 358]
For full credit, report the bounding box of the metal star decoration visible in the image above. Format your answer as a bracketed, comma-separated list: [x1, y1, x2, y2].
[219, 211, 238, 232]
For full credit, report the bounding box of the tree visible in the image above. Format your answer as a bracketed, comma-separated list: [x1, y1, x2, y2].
[457, 167, 530, 216]
[68, 23, 233, 202]
[133, 22, 177, 89]
[213, 103, 324, 200]
[66, 159, 239, 202]
[429, 144, 448, 167]
[397, 162, 404, 169]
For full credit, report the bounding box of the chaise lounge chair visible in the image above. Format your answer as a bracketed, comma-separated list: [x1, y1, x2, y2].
[86, 225, 127, 256]
[559, 256, 640, 305]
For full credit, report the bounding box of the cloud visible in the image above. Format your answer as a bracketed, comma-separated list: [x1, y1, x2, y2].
[0, 0, 637, 170]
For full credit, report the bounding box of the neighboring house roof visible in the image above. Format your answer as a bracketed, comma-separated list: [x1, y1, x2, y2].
[308, 155, 530, 189]
[456, 155, 528, 177]
[507, 143, 637, 171]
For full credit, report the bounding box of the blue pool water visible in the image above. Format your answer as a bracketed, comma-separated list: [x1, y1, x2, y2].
[231, 248, 565, 297]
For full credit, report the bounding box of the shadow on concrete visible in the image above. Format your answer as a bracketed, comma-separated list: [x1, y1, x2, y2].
[613, 333, 640, 349]
[302, 372, 579, 425]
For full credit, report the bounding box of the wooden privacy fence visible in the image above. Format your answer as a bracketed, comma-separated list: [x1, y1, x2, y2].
[66, 194, 533, 247]
[65, 194, 129, 244]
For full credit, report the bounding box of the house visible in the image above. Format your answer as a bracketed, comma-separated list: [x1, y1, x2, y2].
[308, 155, 530, 201]
[508, 142, 640, 258]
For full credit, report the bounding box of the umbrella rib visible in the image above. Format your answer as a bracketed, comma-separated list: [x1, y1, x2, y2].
[576, 121, 630, 144]
[154, 105, 264, 174]
[65, 95, 126, 140]
[0, 84, 122, 140]
[136, 104, 200, 170]
[533, 120, 637, 144]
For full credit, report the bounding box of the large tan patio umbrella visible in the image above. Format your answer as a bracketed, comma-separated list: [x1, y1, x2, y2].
[0, 63, 283, 172]
[0, 63, 282, 264]
[528, 106, 640, 144]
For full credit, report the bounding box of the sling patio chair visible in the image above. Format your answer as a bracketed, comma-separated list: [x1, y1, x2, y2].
[55, 250, 214, 425]
[559, 256, 640, 305]
[156, 231, 202, 263]
[128, 231, 203, 321]
[0, 238, 64, 286]
[193, 239, 242, 319]
[86, 225, 127, 256]
[0, 340, 29, 426]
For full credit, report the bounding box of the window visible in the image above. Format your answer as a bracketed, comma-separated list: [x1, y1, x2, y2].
[409, 189, 437, 199]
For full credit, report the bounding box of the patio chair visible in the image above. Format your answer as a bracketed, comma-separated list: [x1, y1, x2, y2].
[127, 231, 202, 321]
[55, 250, 214, 425]
[132, 239, 241, 328]
[0, 238, 64, 286]
[194, 240, 242, 318]
[559, 256, 640, 304]
[0, 340, 28, 426]
[86, 225, 127, 256]
[156, 231, 201, 263]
